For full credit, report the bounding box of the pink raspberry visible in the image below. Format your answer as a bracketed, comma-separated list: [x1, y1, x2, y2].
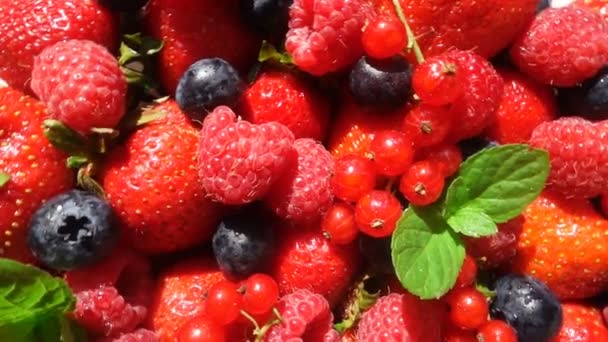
[31, 39, 127, 134]
[446, 50, 504, 142]
[265, 289, 339, 342]
[285, 0, 373, 76]
[529, 117, 608, 198]
[96, 329, 159, 342]
[264, 138, 334, 222]
[74, 286, 147, 338]
[198, 106, 295, 205]
[510, 6, 608, 87]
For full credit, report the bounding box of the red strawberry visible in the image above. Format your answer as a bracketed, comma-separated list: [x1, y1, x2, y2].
[0, 87, 73, 263]
[552, 303, 608, 342]
[508, 191, 608, 299]
[144, 0, 260, 93]
[574, 0, 608, 20]
[0, 0, 117, 92]
[99, 100, 222, 254]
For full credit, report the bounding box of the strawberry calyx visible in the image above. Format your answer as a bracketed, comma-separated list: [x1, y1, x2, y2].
[0, 172, 10, 188]
[334, 274, 380, 334]
[119, 32, 164, 97]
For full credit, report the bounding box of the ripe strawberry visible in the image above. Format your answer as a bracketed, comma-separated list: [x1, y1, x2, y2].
[486, 68, 557, 144]
[574, 0, 608, 20]
[552, 303, 608, 342]
[0, 0, 117, 92]
[100, 100, 222, 254]
[144, 0, 260, 93]
[508, 191, 608, 299]
[239, 70, 330, 141]
[148, 258, 226, 342]
[271, 228, 361, 306]
[0, 87, 73, 263]
[529, 117, 608, 198]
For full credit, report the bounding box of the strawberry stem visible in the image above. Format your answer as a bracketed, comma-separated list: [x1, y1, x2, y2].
[0, 172, 10, 188]
[391, 0, 425, 64]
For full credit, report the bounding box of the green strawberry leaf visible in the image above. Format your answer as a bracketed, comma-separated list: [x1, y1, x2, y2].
[391, 205, 465, 299]
[446, 207, 497, 238]
[258, 41, 294, 65]
[0, 172, 10, 188]
[444, 144, 549, 223]
[43, 120, 91, 157]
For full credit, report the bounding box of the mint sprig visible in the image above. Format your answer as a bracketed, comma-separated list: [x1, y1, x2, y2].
[391, 144, 549, 299]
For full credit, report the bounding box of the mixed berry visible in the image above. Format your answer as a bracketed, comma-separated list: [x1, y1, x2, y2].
[3, 0, 608, 342]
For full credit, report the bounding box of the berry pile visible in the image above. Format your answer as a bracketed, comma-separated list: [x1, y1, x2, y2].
[2, 0, 608, 341]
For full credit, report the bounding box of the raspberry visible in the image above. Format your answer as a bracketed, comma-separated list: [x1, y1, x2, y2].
[73, 286, 147, 338]
[264, 138, 334, 222]
[97, 329, 159, 342]
[265, 289, 339, 342]
[529, 117, 608, 198]
[285, 0, 373, 75]
[30, 39, 126, 134]
[446, 50, 504, 142]
[198, 106, 295, 205]
[510, 7, 608, 87]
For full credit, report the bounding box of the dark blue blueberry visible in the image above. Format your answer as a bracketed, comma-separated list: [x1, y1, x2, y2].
[358, 235, 394, 274]
[557, 66, 608, 120]
[176, 58, 244, 121]
[349, 56, 412, 108]
[27, 190, 118, 271]
[99, 0, 149, 12]
[536, 0, 550, 13]
[458, 137, 499, 160]
[241, 0, 292, 35]
[212, 210, 275, 279]
[490, 274, 562, 342]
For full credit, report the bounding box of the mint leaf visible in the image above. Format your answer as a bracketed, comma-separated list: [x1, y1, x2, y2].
[447, 207, 497, 237]
[0, 172, 10, 188]
[444, 144, 549, 223]
[391, 206, 465, 299]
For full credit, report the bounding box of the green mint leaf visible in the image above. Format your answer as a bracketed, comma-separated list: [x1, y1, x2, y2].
[446, 207, 497, 238]
[391, 206, 465, 299]
[444, 144, 549, 223]
[0, 172, 10, 188]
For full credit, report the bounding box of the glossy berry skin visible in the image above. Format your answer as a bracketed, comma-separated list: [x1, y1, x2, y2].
[412, 55, 464, 106]
[176, 58, 243, 121]
[205, 281, 243, 325]
[240, 0, 292, 35]
[27, 190, 118, 271]
[211, 209, 275, 279]
[490, 274, 562, 342]
[454, 255, 477, 289]
[354, 190, 403, 238]
[418, 144, 462, 177]
[477, 320, 518, 342]
[349, 56, 412, 108]
[177, 315, 226, 342]
[331, 154, 376, 203]
[321, 202, 358, 245]
[362, 16, 407, 59]
[552, 303, 608, 342]
[402, 104, 453, 148]
[446, 287, 489, 330]
[559, 66, 608, 120]
[369, 130, 414, 176]
[242, 274, 279, 315]
[463, 216, 522, 269]
[399, 161, 445, 206]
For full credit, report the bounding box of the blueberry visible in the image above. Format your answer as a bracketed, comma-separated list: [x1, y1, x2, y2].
[98, 0, 149, 12]
[349, 56, 412, 108]
[558, 66, 608, 120]
[27, 190, 118, 271]
[458, 137, 499, 160]
[241, 0, 292, 35]
[176, 58, 244, 121]
[358, 235, 394, 274]
[490, 274, 562, 342]
[536, 0, 550, 13]
[212, 210, 275, 279]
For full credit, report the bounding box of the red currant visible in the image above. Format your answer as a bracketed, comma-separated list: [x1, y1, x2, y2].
[418, 144, 462, 177]
[355, 190, 403, 238]
[242, 274, 279, 315]
[446, 287, 489, 330]
[412, 55, 464, 106]
[362, 16, 407, 59]
[442, 326, 478, 342]
[322, 202, 359, 244]
[454, 254, 477, 289]
[402, 104, 452, 148]
[205, 281, 243, 325]
[331, 154, 377, 202]
[177, 315, 226, 342]
[477, 320, 518, 342]
[399, 161, 445, 206]
[369, 130, 414, 176]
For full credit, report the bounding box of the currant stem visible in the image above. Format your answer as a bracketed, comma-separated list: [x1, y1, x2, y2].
[391, 0, 425, 64]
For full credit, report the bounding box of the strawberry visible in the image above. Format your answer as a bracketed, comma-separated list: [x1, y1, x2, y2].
[552, 303, 608, 342]
[574, 0, 608, 20]
[508, 190, 608, 299]
[99, 100, 222, 254]
[144, 0, 261, 94]
[0, 87, 73, 263]
[0, 0, 117, 92]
